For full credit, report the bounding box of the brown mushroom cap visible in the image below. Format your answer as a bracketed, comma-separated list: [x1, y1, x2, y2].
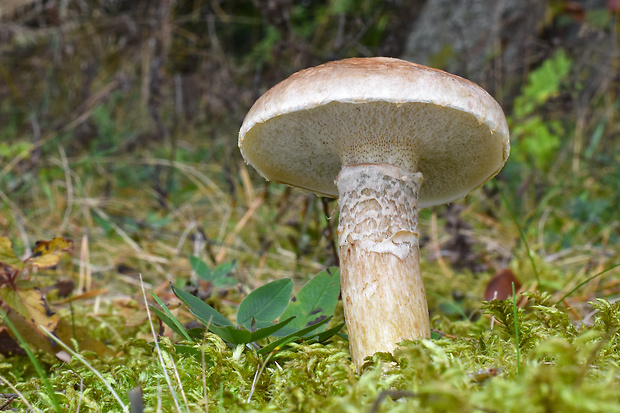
[239, 57, 510, 208]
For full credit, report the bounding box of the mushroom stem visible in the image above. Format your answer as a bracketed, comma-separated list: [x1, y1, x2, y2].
[336, 163, 430, 371]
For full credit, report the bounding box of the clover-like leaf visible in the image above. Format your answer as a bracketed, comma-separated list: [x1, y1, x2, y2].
[171, 283, 232, 327]
[237, 278, 292, 329]
[189, 256, 212, 281]
[275, 267, 340, 337]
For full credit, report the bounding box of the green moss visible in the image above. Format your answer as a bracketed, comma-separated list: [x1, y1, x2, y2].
[6, 295, 620, 412]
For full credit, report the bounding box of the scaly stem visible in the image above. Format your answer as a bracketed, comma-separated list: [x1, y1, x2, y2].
[336, 163, 430, 372]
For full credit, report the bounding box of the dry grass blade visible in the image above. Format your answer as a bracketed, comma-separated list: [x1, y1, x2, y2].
[0, 375, 41, 412]
[140, 274, 186, 413]
[0, 0, 39, 20]
[216, 193, 264, 263]
[38, 327, 129, 412]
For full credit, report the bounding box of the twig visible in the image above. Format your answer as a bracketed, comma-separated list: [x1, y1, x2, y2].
[0, 377, 40, 412]
[369, 390, 416, 413]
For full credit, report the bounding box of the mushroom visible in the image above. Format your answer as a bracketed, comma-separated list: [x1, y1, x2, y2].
[238, 57, 509, 372]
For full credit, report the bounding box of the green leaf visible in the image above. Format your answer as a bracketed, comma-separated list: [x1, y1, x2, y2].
[331, 0, 354, 14]
[257, 316, 333, 355]
[171, 283, 233, 327]
[430, 331, 443, 340]
[297, 322, 344, 346]
[249, 316, 295, 342]
[212, 277, 238, 288]
[186, 327, 207, 339]
[311, 323, 345, 344]
[150, 293, 192, 341]
[275, 268, 340, 337]
[173, 344, 214, 366]
[209, 316, 296, 346]
[212, 260, 237, 279]
[190, 257, 237, 285]
[189, 256, 212, 281]
[92, 214, 113, 236]
[208, 325, 252, 345]
[150, 306, 187, 340]
[0, 141, 33, 159]
[237, 279, 293, 329]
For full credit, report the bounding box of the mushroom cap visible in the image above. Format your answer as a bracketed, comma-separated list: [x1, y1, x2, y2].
[239, 57, 510, 208]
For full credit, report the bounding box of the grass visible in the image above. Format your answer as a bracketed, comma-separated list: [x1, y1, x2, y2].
[2, 104, 619, 412]
[1, 137, 618, 411]
[0, 308, 61, 413]
[1, 2, 620, 411]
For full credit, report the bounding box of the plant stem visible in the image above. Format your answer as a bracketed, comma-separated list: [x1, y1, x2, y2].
[556, 263, 620, 304]
[497, 183, 540, 283]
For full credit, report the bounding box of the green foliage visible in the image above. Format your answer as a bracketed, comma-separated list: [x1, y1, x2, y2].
[591, 298, 620, 332]
[152, 267, 343, 357]
[6, 269, 620, 412]
[276, 267, 341, 336]
[0, 141, 32, 160]
[171, 284, 233, 328]
[514, 50, 572, 117]
[2, 2, 620, 412]
[189, 256, 237, 288]
[0, 236, 100, 356]
[565, 190, 612, 227]
[482, 291, 580, 357]
[150, 293, 193, 342]
[510, 49, 572, 171]
[247, 25, 281, 64]
[236, 278, 291, 329]
[0, 307, 62, 412]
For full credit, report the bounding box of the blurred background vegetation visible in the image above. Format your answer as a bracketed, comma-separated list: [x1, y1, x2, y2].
[0, 0, 618, 305]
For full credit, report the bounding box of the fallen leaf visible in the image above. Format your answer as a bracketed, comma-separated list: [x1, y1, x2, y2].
[46, 279, 75, 299]
[57, 288, 108, 304]
[469, 367, 502, 384]
[483, 269, 521, 301]
[0, 285, 59, 332]
[3, 307, 58, 354]
[0, 326, 26, 356]
[563, 2, 585, 22]
[25, 237, 74, 270]
[55, 318, 110, 356]
[1, 287, 109, 356]
[0, 236, 25, 273]
[0, 285, 60, 353]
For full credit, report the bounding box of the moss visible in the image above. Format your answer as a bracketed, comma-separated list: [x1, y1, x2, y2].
[5, 295, 620, 412]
